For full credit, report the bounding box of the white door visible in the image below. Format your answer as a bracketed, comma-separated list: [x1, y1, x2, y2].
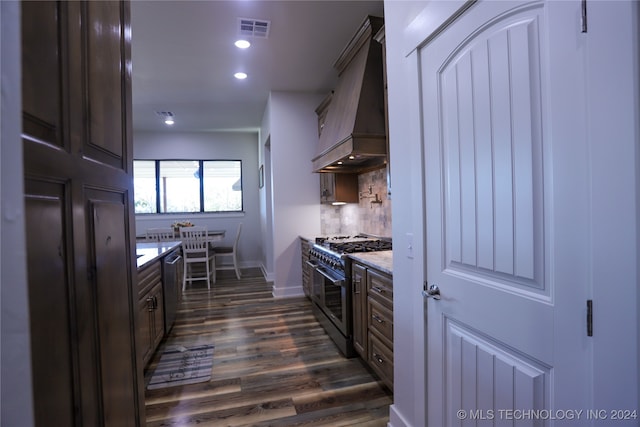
[421, 1, 594, 425]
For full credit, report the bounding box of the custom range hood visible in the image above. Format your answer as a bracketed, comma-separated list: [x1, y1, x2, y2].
[312, 16, 386, 173]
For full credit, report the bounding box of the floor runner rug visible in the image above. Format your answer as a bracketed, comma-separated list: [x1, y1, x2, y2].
[147, 344, 214, 389]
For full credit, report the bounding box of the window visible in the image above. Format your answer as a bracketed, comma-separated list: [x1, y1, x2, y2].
[134, 160, 243, 214]
[133, 161, 157, 213]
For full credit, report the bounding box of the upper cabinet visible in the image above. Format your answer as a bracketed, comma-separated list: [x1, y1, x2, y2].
[315, 90, 359, 205]
[320, 173, 359, 204]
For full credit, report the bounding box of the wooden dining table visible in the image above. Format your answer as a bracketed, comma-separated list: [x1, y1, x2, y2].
[137, 229, 226, 244]
[198, 229, 225, 242]
[202, 230, 225, 249]
[177, 229, 226, 247]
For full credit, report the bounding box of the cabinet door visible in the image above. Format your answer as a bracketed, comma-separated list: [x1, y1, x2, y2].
[151, 283, 165, 351]
[367, 268, 393, 308]
[352, 263, 368, 358]
[138, 294, 153, 366]
[22, 1, 141, 425]
[320, 173, 335, 203]
[301, 239, 312, 297]
[320, 173, 359, 204]
[368, 332, 394, 390]
[368, 296, 393, 349]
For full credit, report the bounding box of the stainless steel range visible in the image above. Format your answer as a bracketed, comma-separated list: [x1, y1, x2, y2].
[307, 235, 392, 357]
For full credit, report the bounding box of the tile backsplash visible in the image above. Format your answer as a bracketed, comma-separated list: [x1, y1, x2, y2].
[320, 167, 392, 237]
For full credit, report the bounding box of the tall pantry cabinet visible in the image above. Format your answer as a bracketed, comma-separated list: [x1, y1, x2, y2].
[21, 2, 143, 426]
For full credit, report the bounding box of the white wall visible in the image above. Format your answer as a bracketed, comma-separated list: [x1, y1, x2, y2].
[261, 92, 323, 297]
[0, 2, 35, 424]
[259, 103, 274, 279]
[384, 2, 427, 426]
[133, 131, 262, 268]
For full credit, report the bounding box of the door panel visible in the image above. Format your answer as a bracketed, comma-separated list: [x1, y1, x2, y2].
[421, 2, 589, 425]
[21, 1, 66, 148]
[446, 319, 548, 425]
[439, 5, 544, 294]
[90, 196, 137, 426]
[24, 180, 75, 427]
[83, 1, 127, 168]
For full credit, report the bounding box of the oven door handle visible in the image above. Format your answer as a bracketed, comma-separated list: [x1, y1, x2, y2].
[306, 260, 319, 269]
[316, 267, 344, 287]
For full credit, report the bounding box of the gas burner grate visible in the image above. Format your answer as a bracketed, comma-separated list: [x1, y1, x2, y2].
[328, 239, 392, 254]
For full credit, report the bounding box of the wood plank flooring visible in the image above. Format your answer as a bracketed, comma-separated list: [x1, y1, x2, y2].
[144, 268, 393, 426]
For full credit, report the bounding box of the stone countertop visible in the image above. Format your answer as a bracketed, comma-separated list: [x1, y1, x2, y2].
[348, 250, 393, 275]
[136, 240, 182, 270]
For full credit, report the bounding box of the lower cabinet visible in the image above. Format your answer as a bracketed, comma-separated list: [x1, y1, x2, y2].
[352, 263, 368, 357]
[352, 261, 394, 390]
[300, 238, 312, 297]
[137, 260, 165, 366]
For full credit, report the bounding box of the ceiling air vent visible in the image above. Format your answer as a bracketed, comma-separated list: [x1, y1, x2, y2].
[155, 111, 175, 125]
[238, 18, 270, 38]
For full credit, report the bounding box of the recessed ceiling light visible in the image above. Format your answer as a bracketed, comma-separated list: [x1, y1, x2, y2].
[164, 118, 174, 125]
[234, 72, 248, 80]
[234, 39, 250, 49]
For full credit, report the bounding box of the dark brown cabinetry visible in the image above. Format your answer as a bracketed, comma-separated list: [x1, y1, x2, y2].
[21, 2, 142, 425]
[315, 90, 359, 204]
[300, 238, 313, 297]
[137, 260, 165, 366]
[352, 261, 394, 390]
[320, 173, 359, 204]
[352, 263, 368, 357]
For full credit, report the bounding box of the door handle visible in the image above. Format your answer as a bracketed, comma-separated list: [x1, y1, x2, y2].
[422, 284, 441, 300]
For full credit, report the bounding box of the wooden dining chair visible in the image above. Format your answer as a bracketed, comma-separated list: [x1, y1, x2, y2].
[213, 223, 242, 281]
[145, 227, 175, 242]
[180, 226, 214, 290]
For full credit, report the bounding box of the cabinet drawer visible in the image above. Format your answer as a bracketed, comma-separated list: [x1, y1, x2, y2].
[137, 260, 161, 299]
[368, 296, 393, 348]
[367, 268, 393, 308]
[368, 332, 394, 390]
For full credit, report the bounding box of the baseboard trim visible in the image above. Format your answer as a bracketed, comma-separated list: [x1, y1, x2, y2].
[271, 283, 305, 299]
[389, 404, 411, 427]
[259, 263, 275, 282]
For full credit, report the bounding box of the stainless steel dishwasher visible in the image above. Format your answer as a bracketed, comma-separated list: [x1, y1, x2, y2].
[163, 249, 182, 333]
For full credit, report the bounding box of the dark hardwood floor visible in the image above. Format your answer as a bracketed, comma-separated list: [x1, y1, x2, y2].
[144, 267, 393, 426]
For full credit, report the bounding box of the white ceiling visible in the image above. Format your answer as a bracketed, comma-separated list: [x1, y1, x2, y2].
[130, 0, 385, 133]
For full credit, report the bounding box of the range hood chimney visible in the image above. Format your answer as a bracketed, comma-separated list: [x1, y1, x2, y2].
[312, 16, 386, 173]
